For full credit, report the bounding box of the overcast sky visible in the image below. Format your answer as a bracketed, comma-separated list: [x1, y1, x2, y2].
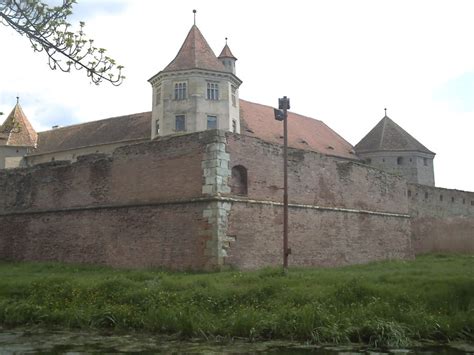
[1, 0, 473, 191]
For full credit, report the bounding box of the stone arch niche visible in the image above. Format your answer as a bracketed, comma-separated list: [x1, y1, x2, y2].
[230, 165, 248, 195]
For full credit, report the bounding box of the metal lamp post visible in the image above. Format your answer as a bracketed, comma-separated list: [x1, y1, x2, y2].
[274, 96, 291, 272]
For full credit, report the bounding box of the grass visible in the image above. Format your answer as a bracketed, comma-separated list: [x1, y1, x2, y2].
[0, 254, 472, 347]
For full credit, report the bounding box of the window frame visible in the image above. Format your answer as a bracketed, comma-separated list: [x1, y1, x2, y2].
[207, 115, 218, 130]
[155, 87, 161, 106]
[206, 82, 219, 101]
[231, 85, 237, 107]
[155, 120, 160, 135]
[175, 115, 186, 132]
[174, 82, 187, 100]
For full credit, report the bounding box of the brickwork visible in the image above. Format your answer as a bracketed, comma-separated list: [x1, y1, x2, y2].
[226, 203, 412, 269]
[0, 130, 470, 270]
[0, 132, 223, 269]
[408, 184, 474, 254]
[226, 134, 409, 214]
[0, 204, 211, 269]
[223, 133, 414, 268]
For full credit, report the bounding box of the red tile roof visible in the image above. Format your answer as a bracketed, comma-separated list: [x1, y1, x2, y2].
[218, 44, 237, 60]
[32, 112, 150, 155]
[29, 100, 356, 160]
[0, 103, 37, 147]
[162, 25, 226, 73]
[355, 115, 434, 154]
[240, 99, 358, 159]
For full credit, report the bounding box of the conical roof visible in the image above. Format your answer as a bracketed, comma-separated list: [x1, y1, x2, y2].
[355, 115, 434, 154]
[218, 43, 237, 60]
[0, 102, 37, 147]
[162, 25, 226, 72]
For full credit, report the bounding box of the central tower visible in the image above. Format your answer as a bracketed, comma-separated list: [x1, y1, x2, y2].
[148, 24, 242, 138]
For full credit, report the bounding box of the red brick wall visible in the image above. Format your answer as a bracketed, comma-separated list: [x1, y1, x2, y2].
[226, 204, 412, 269]
[0, 204, 211, 269]
[0, 132, 220, 269]
[0, 134, 207, 214]
[225, 134, 413, 268]
[226, 134, 408, 214]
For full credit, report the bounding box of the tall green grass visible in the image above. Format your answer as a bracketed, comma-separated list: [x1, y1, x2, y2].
[0, 254, 472, 347]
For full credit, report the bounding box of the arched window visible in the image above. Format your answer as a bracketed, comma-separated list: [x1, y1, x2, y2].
[231, 165, 248, 195]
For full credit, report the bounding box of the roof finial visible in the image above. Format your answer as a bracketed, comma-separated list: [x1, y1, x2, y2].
[193, 9, 196, 25]
[384, 107, 387, 117]
[225, 37, 228, 45]
[16, 95, 19, 105]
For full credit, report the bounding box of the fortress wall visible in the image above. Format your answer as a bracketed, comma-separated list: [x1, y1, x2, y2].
[408, 184, 474, 254]
[0, 204, 210, 269]
[226, 204, 411, 268]
[226, 134, 409, 214]
[0, 132, 222, 269]
[224, 134, 413, 269]
[0, 133, 206, 214]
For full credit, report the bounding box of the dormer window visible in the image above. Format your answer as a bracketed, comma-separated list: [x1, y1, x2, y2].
[207, 82, 219, 100]
[174, 82, 187, 100]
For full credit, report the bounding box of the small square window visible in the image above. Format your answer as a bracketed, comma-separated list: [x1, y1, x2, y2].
[175, 115, 186, 131]
[423, 158, 428, 166]
[397, 157, 403, 165]
[207, 115, 217, 130]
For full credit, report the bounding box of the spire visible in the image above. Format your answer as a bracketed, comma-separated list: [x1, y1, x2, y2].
[0, 100, 37, 147]
[218, 39, 237, 60]
[162, 25, 226, 73]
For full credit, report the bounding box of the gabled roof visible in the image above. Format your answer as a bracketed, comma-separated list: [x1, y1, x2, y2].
[355, 115, 434, 154]
[218, 44, 237, 60]
[32, 112, 151, 155]
[162, 25, 226, 73]
[0, 103, 37, 147]
[30, 100, 357, 160]
[240, 99, 358, 160]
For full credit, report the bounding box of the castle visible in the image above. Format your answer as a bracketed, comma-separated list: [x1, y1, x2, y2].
[0, 24, 472, 270]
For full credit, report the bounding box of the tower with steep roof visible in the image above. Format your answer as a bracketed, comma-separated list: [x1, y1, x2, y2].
[218, 40, 237, 75]
[0, 100, 37, 169]
[355, 112, 436, 186]
[148, 24, 242, 139]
